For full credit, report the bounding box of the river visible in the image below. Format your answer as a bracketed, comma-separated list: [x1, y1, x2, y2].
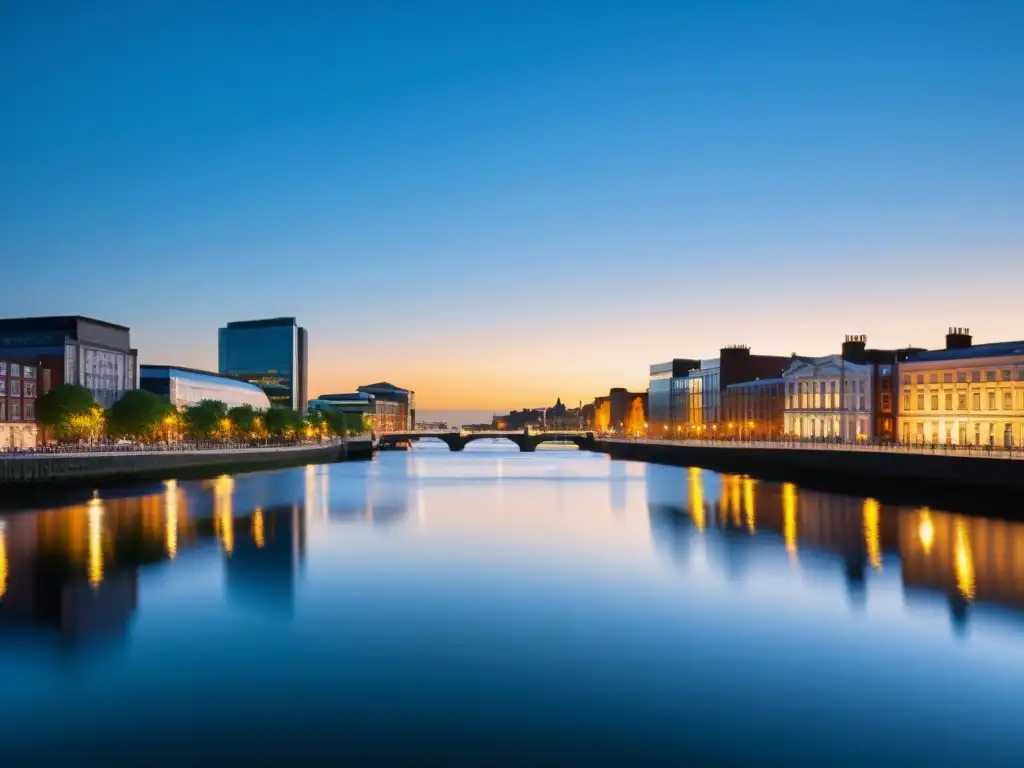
[2, 442, 1023, 764]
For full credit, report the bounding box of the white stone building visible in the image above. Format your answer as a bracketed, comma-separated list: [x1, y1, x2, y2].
[783, 355, 874, 440]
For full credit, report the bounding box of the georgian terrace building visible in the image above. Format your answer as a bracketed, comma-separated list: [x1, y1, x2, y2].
[897, 329, 1024, 447]
[783, 336, 921, 441]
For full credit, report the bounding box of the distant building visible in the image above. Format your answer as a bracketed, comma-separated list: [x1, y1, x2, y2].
[0, 358, 53, 449]
[140, 365, 271, 411]
[0, 315, 137, 407]
[723, 377, 786, 439]
[218, 317, 308, 415]
[308, 392, 376, 417]
[415, 421, 449, 431]
[592, 388, 648, 434]
[898, 328, 1024, 447]
[356, 382, 415, 431]
[649, 359, 699, 436]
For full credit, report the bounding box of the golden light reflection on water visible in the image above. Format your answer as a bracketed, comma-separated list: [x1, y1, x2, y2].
[955, 519, 975, 601]
[918, 509, 935, 556]
[87, 494, 104, 590]
[0, 525, 7, 601]
[864, 498, 882, 571]
[782, 483, 798, 560]
[253, 508, 265, 549]
[743, 477, 756, 534]
[214, 475, 235, 556]
[729, 475, 742, 529]
[165, 479, 178, 560]
[688, 468, 705, 533]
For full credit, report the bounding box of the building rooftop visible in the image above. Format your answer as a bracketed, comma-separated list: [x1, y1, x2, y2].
[223, 317, 298, 329]
[0, 315, 131, 332]
[317, 392, 374, 402]
[141, 364, 249, 381]
[906, 340, 1024, 363]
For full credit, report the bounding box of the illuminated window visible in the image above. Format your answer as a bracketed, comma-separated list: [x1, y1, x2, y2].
[11, 403, 20, 420]
[24, 381, 35, 397]
[930, 394, 939, 410]
[958, 393, 967, 410]
[944, 393, 953, 410]
[972, 392, 981, 410]
[986, 371, 997, 382]
[11, 379, 21, 396]
[930, 373, 938, 384]
[958, 372, 968, 383]
[881, 393, 891, 412]
[1004, 392, 1013, 410]
[916, 374, 925, 385]
[1003, 370, 1012, 381]
[917, 393, 925, 410]
[988, 392, 996, 410]
[23, 366, 36, 379]
[11, 364, 19, 377]
[903, 392, 911, 411]
[943, 373, 953, 383]
[0, 362, 6, 376]
[972, 371, 981, 383]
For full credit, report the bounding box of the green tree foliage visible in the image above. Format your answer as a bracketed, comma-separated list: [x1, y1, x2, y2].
[106, 390, 176, 442]
[183, 399, 228, 440]
[34, 384, 100, 442]
[227, 404, 259, 436]
[320, 410, 367, 437]
[264, 407, 304, 438]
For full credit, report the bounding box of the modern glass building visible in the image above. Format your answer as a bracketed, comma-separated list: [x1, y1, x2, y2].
[356, 382, 415, 431]
[308, 392, 376, 417]
[218, 318, 308, 415]
[140, 365, 271, 410]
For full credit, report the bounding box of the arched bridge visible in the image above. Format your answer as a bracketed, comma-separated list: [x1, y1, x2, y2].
[376, 430, 597, 452]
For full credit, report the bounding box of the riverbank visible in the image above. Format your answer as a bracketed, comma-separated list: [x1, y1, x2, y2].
[0, 438, 374, 489]
[595, 439, 1024, 517]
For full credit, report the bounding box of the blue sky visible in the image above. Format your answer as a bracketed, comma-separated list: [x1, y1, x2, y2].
[2, 0, 1022, 410]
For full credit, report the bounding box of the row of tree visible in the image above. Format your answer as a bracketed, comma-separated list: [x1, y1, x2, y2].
[34, 385, 367, 444]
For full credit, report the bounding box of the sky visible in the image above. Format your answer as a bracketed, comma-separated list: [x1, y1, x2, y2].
[2, 0, 1022, 415]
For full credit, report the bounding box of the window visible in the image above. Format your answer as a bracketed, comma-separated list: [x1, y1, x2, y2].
[972, 392, 981, 410]
[11, 379, 20, 396]
[916, 374, 925, 385]
[859, 380, 866, 393]
[988, 392, 996, 410]
[986, 370, 997, 382]
[0, 400, 4, 420]
[958, 393, 967, 410]
[858, 396, 865, 411]
[945, 393, 953, 410]
[11, 363, 20, 377]
[943, 373, 953, 383]
[1004, 392, 1013, 410]
[0, 379, 5, 396]
[843, 380, 850, 391]
[931, 394, 939, 410]
[23, 365, 36, 379]
[972, 371, 981, 382]
[787, 383, 794, 394]
[23, 401, 34, 420]
[11, 402, 20, 421]
[1003, 370, 1012, 382]
[903, 392, 911, 411]
[24, 381, 35, 397]
[881, 393, 891, 412]
[0, 362, 5, 376]
[903, 375, 910, 385]
[930, 373, 938, 384]
[958, 372, 968, 383]
[917, 393, 925, 410]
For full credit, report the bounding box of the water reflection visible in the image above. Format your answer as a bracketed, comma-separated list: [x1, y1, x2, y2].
[0, 481, 307, 649]
[647, 468, 1024, 628]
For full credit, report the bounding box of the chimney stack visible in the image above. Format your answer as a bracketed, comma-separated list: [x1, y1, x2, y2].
[841, 334, 867, 363]
[945, 327, 973, 350]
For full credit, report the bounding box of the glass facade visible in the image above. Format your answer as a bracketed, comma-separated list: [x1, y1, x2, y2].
[218, 318, 308, 414]
[141, 366, 272, 410]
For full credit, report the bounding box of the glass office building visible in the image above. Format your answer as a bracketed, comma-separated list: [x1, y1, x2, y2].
[218, 318, 308, 415]
[140, 365, 271, 410]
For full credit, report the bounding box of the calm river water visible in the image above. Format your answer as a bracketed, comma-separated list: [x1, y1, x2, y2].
[2, 442, 1024, 764]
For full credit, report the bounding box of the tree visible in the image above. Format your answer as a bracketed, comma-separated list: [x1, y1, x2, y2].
[183, 399, 228, 440]
[106, 390, 176, 442]
[228, 404, 259, 436]
[318, 410, 367, 438]
[35, 384, 101, 442]
[264, 407, 304, 439]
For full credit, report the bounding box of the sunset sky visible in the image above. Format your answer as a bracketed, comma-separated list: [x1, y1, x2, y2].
[2, 1, 1022, 414]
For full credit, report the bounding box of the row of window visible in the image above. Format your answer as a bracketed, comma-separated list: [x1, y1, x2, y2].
[787, 395, 870, 411]
[903, 420, 1021, 447]
[904, 369, 1024, 385]
[903, 390, 1022, 412]
[787, 379, 868, 395]
[0, 363, 37, 379]
[0, 379, 37, 397]
[0, 400, 34, 421]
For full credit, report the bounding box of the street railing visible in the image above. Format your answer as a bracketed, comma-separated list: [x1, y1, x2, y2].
[0, 438, 343, 458]
[598, 435, 1024, 460]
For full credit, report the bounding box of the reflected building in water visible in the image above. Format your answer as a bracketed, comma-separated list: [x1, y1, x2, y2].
[646, 464, 1024, 627]
[224, 505, 306, 617]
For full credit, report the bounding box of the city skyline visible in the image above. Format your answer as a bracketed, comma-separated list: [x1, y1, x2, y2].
[2, 1, 1022, 410]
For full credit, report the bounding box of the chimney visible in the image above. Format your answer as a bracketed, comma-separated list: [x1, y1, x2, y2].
[841, 334, 867, 363]
[945, 327, 973, 350]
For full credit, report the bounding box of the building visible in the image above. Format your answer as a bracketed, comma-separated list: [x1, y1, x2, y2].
[356, 382, 415, 431]
[0, 315, 137, 407]
[1, 359, 53, 449]
[415, 421, 449, 431]
[140, 365, 271, 410]
[898, 328, 1024, 447]
[591, 388, 647, 434]
[218, 317, 308, 415]
[649, 359, 700, 436]
[723, 377, 786, 439]
[308, 392, 376, 418]
[783, 335, 924, 441]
